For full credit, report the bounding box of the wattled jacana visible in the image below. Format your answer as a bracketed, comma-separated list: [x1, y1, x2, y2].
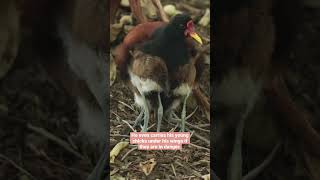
[116, 14, 202, 132]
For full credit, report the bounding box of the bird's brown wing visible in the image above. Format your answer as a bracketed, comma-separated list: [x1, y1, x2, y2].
[171, 64, 196, 89]
[130, 50, 169, 91]
[114, 22, 166, 79]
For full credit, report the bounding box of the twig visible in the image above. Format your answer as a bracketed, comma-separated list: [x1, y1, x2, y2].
[29, 145, 86, 176]
[171, 163, 177, 177]
[265, 75, 320, 157]
[122, 120, 136, 132]
[27, 123, 84, 160]
[171, 116, 210, 133]
[172, 106, 198, 121]
[198, 124, 210, 128]
[175, 161, 202, 178]
[0, 153, 39, 180]
[176, 3, 202, 15]
[116, 99, 135, 111]
[188, 143, 210, 151]
[110, 134, 130, 138]
[152, 0, 169, 22]
[121, 147, 138, 161]
[165, 118, 209, 144]
[190, 130, 195, 138]
[188, 128, 210, 145]
[169, 122, 180, 132]
[111, 110, 122, 120]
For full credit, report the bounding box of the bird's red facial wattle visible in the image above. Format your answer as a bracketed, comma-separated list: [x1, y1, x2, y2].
[184, 20, 203, 45]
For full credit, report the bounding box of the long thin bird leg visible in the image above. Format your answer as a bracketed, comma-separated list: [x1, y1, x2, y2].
[157, 92, 163, 132]
[227, 86, 260, 180]
[192, 85, 210, 120]
[180, 92, 191, 132]
[227, 112, 245, 180]
[140, 93, 150, 132]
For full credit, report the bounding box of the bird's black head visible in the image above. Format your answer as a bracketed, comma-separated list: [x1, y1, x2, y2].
[166, 14, 203, 44]
[169, 14, 192, 31]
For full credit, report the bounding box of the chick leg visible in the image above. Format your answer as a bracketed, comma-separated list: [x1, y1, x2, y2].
[180, 92, 191, 132]
[140, 93, 150, 132]
[157, 92, 163, 132]
[227, 113, 245, 180]
[227, 88, 260, 180]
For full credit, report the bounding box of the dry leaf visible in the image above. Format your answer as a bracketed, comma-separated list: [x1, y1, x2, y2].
[110, 23, 123, 42]
[110, 54, 117, 86]
[110, 141, 129, 163]
[202, 174, 210, 180]
[119, 15, 133, 25]
[139, 158, 157, 176]
[198, 9, 210, 27]
[110, 15, 132, 43]
[205, 110, 210, 121]
[164, 4, 182, 17]
[141, 0, 158, 19]
[0, 1, 19, 80]
[120, 0, 130, 7]
[204, 54, 210, 65]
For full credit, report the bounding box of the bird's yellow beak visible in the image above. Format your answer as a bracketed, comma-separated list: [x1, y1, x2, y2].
[189, 32, 203, 45]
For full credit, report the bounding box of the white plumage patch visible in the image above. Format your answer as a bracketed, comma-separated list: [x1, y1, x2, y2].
[134, 93, 144, 107]
[214, 68, 262, 106]
[129, 70, 163, 93]
[173, 83, 192, 96]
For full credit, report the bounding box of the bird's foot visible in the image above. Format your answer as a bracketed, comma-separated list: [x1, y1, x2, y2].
[132, 109, 144, 129]
[140, 94, 150, 132]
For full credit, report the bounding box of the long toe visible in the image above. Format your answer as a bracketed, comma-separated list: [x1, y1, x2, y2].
[133, 109, 144, 129]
